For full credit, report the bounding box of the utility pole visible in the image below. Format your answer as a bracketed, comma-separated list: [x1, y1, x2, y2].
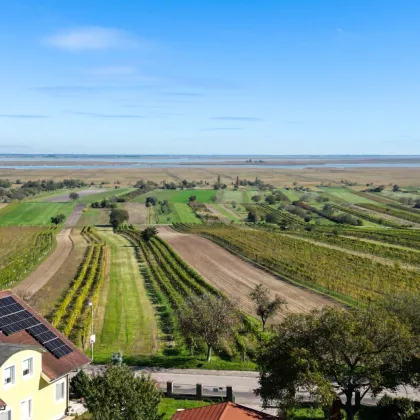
[88, 301, 95, 362]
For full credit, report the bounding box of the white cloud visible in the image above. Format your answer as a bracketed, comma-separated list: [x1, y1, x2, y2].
[45, 26, 139, 51]
[87, 66, 136, 75]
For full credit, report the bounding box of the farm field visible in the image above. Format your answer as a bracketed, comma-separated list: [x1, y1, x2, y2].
[318, 187, 378, 204]
[0, 202, 75, 226]
[29, 228, 89, 316]
[94, 229, 159, 361]
[216, 189, 258, 203]
[122, 202, 148, 225]
[39, 188, 105, 202]
[76, 187, 137, 203]
[133, 189, 216, 204]
[0, 227, 55, 289]
[76, 207, 111, 226]
[177, 225, 420, 305]
[158, 227, 333, 318]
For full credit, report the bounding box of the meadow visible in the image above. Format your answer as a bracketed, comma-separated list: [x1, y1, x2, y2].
[0, 202, 75, 226]
[133, 189, 216, 204]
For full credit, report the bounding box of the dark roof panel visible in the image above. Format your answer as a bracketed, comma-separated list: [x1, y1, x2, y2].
[0, 291, 90, 381]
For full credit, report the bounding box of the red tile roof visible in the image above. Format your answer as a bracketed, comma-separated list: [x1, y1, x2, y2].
[0, 290, 90, 381]
[171, 402, 277, 420]
[0, 398, 6, 408]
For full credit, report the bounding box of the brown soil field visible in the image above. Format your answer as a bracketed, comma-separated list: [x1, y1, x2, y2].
[1, 167, 420, 187]
[122, 202, 148, 225]
[28, 229, 88, 316]
[158, 227, 335, 320]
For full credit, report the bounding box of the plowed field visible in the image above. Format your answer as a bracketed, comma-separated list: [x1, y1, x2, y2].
[158, 227, 334, 319]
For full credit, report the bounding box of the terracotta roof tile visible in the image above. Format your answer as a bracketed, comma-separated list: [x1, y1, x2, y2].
[171, 402, 277, 420]
[0, 290, 90, 381]
[0, 397, 6, 408]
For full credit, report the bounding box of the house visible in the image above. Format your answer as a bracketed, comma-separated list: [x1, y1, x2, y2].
[0, 291, 90, 420]
[171, 401, 278, 419]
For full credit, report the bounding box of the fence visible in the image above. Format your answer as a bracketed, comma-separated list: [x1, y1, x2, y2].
[158, 381, 235, 402]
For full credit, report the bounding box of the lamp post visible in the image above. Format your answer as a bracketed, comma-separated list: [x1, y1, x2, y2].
[88, 301, 94, 362]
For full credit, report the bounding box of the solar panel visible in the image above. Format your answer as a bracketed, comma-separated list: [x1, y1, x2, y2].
[0, 296, 73, 359]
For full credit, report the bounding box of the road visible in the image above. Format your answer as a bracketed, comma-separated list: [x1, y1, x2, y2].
[83, 366, 420, 412]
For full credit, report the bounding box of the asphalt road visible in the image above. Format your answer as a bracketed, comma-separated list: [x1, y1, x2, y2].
[84, 366, 420, 412]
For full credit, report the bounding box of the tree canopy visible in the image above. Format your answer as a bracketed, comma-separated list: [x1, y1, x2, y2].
[110, 208, 129, 229]
[250, 283, 286, 331]
[177, 293, 240, 362]
[69, 192, 80, 201]
[256, 306, 416, 420]
[83, 364, 162, 420]
[51, 213, 66, 225]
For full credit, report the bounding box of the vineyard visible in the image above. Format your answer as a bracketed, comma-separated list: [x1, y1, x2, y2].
[51, 227, 107, 349]
[176, 224, 420, 305]
[0, 227, 55, 289]
[118, 227, 259, 368]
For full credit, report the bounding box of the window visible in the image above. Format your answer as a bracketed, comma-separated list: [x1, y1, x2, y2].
[4, 366, 15, 387]
[0, 409, 11, 420]
[55, 380, 66, 402]
[22, 358, 33, 378]
[20, 398, 32, 420]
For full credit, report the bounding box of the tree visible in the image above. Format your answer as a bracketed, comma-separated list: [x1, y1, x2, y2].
[189, 195, 197, 202]
[265, 195, 276, 205]
[69, 192, 80, 201]
[248, 210, 259, 223]
[177, 294, 239, 362]
[211, 195, 217, 203]
[264, 212, 280, 224]
[70, 369, 91, 399]
[256, 306, 415, 420]
[141, 227, 158, 242]
[251, 195, 262, 203]
[83, 364, 162, 420]
[393, 184, 401, 192]
[110, 209, 129, 229]
[250, 284, 286, 331]
[51, 214, 66, 225]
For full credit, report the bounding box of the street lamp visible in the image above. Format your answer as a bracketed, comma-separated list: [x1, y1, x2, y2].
[88, 301, 95, 362]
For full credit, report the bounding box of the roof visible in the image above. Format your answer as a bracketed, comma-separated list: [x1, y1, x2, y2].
[171, 402, 277, 420]
[0, 398, 6, 408]
[0, 291, 90, 381]
[0, 342, 44, 366]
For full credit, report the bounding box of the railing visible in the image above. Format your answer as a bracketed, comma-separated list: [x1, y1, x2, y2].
[160, 381, 234, 402]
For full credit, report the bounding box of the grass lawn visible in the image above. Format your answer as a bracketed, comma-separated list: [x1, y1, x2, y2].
[79, 188, 136, 203]
[133, 189, 216, 204]
[157, 203, 202, 224]
[159, 399, 213, 420]
[280, 188, 303, 202]
[0, 202, 75, 226]
[94, 229, 159, 362]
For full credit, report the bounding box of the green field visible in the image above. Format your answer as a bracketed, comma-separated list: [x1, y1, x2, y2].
[77, 208, 111, 226]
[213, 204, 241, 221]
[95, 230, 158, 361]
[133, 189, 216, 204]
[318, 187, 378, 204]
[28, 187, 87, 202]
[79, 188, 137, 203]
[157, 203, 202, 224]
[280, 188, 303, 202]
[0, 203, 75, 226]
[216, 189, 258, 203]
[159, 399, 212, 420]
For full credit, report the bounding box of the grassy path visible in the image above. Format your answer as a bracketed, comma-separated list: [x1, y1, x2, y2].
[94, 229, 158, 362]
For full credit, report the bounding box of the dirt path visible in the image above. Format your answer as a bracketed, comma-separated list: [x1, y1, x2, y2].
[158, 227, 334, 320]
[0, 203, 8, 210]
[65, 203, 85, 227]
[14, 205, 84, 297]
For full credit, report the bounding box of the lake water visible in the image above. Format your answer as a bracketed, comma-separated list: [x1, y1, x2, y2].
[0, 155, 420, 170]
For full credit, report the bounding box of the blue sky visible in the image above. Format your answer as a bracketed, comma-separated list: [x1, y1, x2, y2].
[1, 0, 419, 155]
